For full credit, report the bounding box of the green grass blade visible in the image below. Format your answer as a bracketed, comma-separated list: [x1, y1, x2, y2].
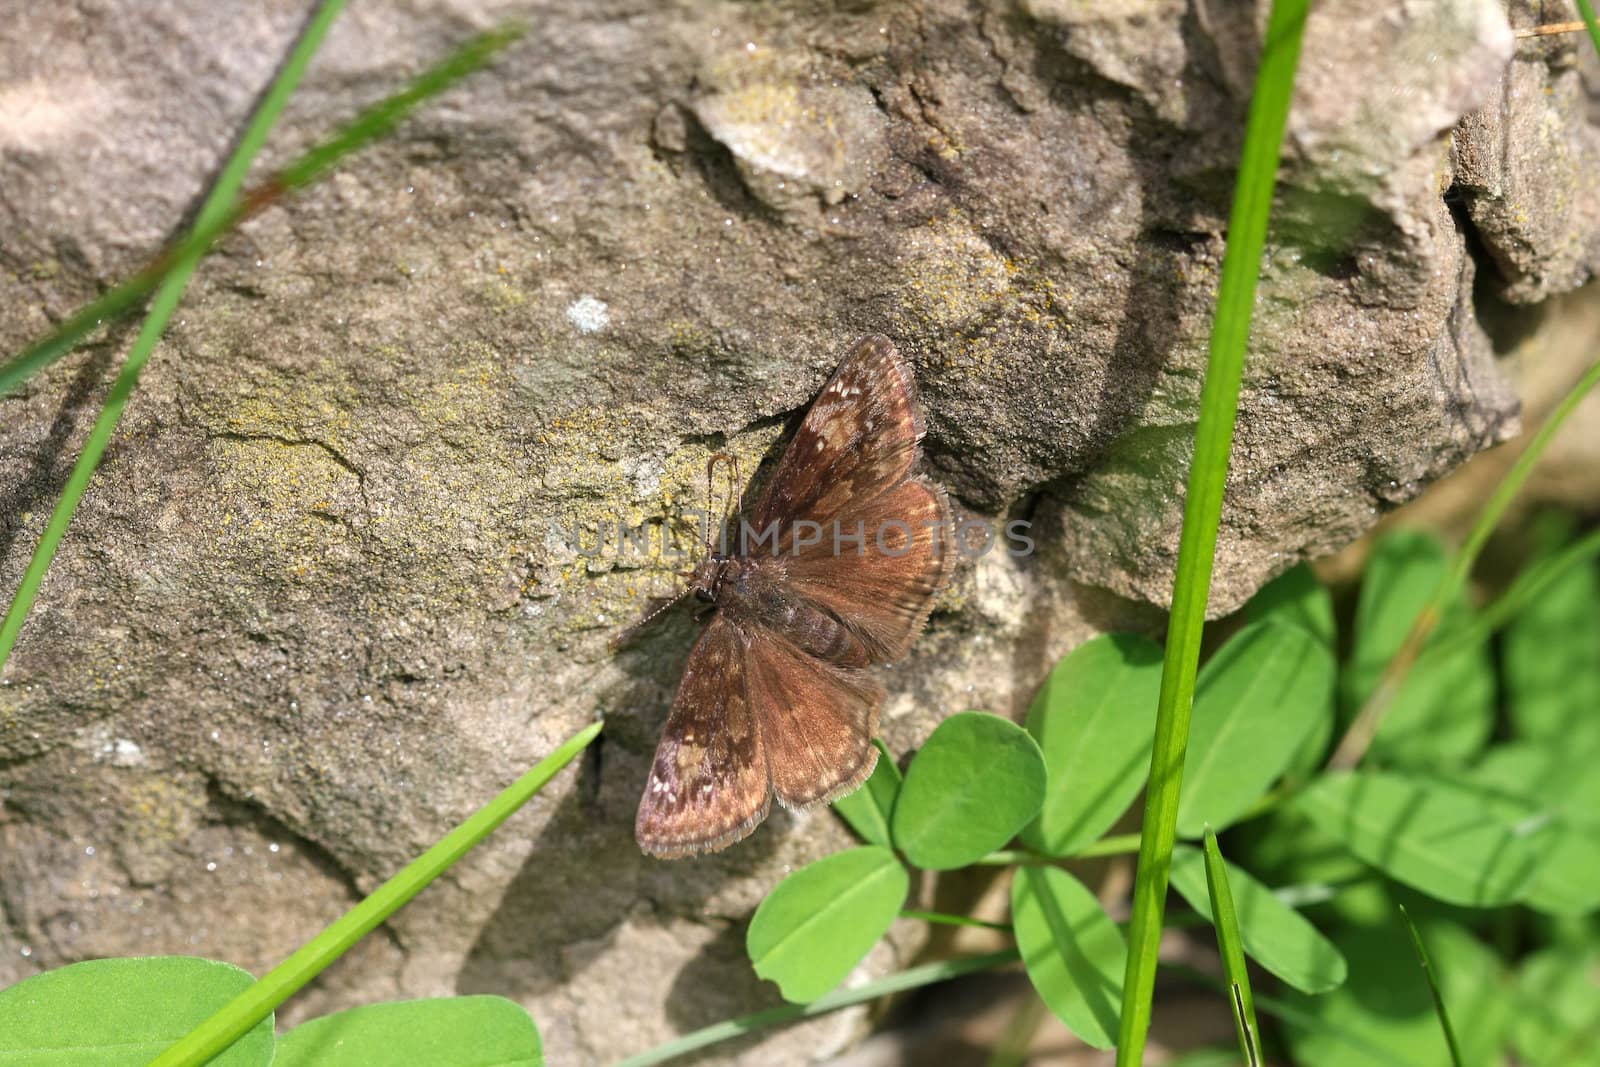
[0, 21, 524, 668]
[616, 950, 1020, 1067]
[1577, 0, 1600, 56]
[0, 23, 524, 402]
[1202, 830, 1261, 1065]
[0, 0, 349, 668]
[1329, 356, 1600, 769]
[1166, 963, 1426, 1067]
[0, 1, 344, 401]
[1418, 526, 1600, 666]
[1398, 905, 1464, 1067]
[273, 23, 525, 192]
[148, 720, 601, 1067]
[1115, 1, 1309, 1061]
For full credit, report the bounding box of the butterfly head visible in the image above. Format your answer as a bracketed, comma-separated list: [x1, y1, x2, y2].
[689, 553, 735, 604]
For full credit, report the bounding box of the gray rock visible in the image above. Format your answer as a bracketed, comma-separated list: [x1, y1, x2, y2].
[1454, 0, 1600, 304]
[0, 0, 1583, 1062]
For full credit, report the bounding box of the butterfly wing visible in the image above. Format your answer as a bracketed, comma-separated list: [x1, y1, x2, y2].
[743, 630, 882, 809]
[635, 334, 947, 856]
[751, 335, 924, 547]
[783, 475, 953, 663]
[635, 615, 770, 858]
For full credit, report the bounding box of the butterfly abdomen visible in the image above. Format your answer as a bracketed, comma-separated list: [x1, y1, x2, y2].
[716, 558, 872, 668]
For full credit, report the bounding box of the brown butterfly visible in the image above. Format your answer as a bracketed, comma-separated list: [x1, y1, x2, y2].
[627, 335, 954, 858]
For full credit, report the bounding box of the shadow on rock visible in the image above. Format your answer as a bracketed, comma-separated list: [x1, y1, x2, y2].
[458, 609, 784, 1004]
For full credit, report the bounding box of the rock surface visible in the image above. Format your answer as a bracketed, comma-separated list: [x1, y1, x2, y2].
[0, 0, 1594, 1062]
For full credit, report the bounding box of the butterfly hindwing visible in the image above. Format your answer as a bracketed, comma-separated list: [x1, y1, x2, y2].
[784, 475, 953, 663]
[743, 631, 882, 809]
[634, 616, 770, 858]
[631, 334, 953, 858]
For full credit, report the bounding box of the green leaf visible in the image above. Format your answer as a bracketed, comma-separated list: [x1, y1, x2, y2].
[1281, 921, 1508, 1067]
[1228, 807, 1396, 927]
[1018, 634, 1163, 857]
[1011, 866, 1126, 1049]
[1177, 621, 1334, 837]
[1519, 826, 1600, 917]
[1458, 742, 1600, 916]
[1342, 530, 1493, 767]
[832, 738, 900, 847]
[1246, 563, 1335, 647]
[746, 846, 908, 1003]
[1513, 944, 1600, 1067]
[1246, 566, 1338, 778]
[1465, 740, 1600, 832]
[892, 712, 1046, 870]
[1170, 845, 1347, 994]
[1503, 528, 1600, 743]
[277, 997, 540, 1065]
[1295, 771, 1550, 907]
[0, 957, 273, 1066]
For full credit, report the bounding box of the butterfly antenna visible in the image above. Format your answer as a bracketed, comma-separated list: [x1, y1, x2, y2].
[609, 585, 694, 651]
[706, 451, 742, 555]
[703, 454, 719, 557]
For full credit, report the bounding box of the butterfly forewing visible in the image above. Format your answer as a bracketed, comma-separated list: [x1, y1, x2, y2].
[634, 616, 770, 858]
[751, 335, 923, 551]
[743, 633, 883, 809]
[784, 475, 953, 663]
[632, 334, 952, 858]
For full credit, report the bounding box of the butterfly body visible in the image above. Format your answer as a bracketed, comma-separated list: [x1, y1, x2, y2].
[632, 336, 953, 858]
[695, 554, 873, 668]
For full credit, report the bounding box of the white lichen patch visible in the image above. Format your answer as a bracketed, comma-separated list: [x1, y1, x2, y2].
[566, 295, 610, 333]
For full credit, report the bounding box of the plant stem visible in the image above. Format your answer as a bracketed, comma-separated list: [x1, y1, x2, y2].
[1399, 905, 1464, 1067]
[0, 20, 525, 668]
[149, 721, 602, 1067]
[1114, 3, 1308, 1061]
[616, 950, 1021, 1067]
[1417, 525, 1600, 666]
[1328, 357, 1600, 770]
[974, 834, 1144, 867]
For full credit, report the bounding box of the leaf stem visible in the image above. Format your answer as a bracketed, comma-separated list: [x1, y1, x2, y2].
[974, 834, 1144, 868]
[615, 950, 1020, 1067]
